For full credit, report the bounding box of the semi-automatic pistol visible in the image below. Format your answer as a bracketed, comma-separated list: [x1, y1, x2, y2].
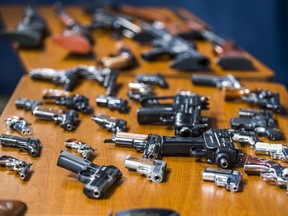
[124, 155, 166, 183]
[254, 142, 288, 162]
[202, 167, 242, 192]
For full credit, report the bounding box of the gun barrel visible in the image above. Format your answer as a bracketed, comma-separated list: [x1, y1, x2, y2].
[104, 132, 148, 148]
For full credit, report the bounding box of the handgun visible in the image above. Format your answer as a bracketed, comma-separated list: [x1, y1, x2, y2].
[0, 155, 32, 180]
[91, 114, 127, 133]
[0, 134, 41, 157]
[57, 150, 122, 198]
[244, 155, 288, 194]
[96, 95, 130, 113]
[105, 129, 243, 168]
[254, 142, 288, 162]
[127, 82, 155, 102]
[224, 87, 283, 113]
[202, 167, 242, 192]
[4, 116, 32, 136]
[136, 73, 168, 89]
[65, 138, 96, 160]
[191, 74, 242, 89]
[230, 108, 284, 141]
[43, 89, 93, 114]
[32, 106, 80, 131]
[137, 91, 209, 137]
[15, 98, 43, 112]
[124, 155, 166, 183]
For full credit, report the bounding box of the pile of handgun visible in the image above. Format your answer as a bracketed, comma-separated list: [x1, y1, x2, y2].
[0, 0, 287, 201]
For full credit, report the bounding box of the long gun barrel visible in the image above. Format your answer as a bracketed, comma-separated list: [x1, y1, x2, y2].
[0, 134, 41, 157]
[57, 150, 122, 199]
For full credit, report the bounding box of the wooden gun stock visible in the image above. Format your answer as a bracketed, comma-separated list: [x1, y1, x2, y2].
[0, 200, 27, 216]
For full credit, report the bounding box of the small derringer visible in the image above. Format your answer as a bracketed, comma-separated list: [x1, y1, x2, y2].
[57, 150, 122, 199]
[96, 95, 130, 113]
[230, 108, 284, 141]
[254, 142, 288, 162]
[65, 138, 96, 159]
[15, 98, 43, 112]
[244, 155, 288, 194]
[29, 68, 78, 91]
[32, 106, 80, 131]
[191, 74, 242, 89]
[4, 116, 32, 135]
[127, 81, 154, 102]
[43, 89, 93, 114]
[0, 134, 41, 157]
[124, 155, 166, 183]
[202, 167, 242, 192]
[91, 114, 127, 132]
[136, 73, 168, 89]
[0, 155, 32, 180]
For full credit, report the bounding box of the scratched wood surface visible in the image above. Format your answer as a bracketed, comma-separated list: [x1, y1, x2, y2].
[0, 75, 288, 216]
[0, 5, 274, 81]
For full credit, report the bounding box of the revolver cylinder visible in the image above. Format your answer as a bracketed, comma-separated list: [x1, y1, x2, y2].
[125, 155, 166, 183]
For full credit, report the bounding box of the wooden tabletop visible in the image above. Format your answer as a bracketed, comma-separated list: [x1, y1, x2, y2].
[0, 75, 288, 216]
[0, 5, 274, 81]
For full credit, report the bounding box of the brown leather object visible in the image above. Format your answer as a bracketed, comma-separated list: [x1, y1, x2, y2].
[0, 200, 27, 216]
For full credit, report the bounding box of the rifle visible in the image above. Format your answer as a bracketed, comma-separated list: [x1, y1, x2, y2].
[52, 2, 93, 54]
[104, 129, 244, 169]
[137, 91, 209, 137]
[224, 87, 283, 113]
[170, 7, 254, 70]
[57, 150, 122, 199]
[0, 2, 49, 48]
[140, 22, 210, 71]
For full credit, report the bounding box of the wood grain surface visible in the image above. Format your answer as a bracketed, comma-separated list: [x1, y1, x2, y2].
[0, 5, 274, 81]
[0, 76, 288, 216]
[0, 4, 287, 216]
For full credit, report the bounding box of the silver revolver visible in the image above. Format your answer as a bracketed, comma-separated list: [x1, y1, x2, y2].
[0, 155, 32, 180]
[254, 142, 288, 162]
[4, 116, 32, 135]
[244, 155, 288, 194]
[64, 138, 96, 159]
[91, 114, 128, 133]
[124, 155, 166, 183]
[202, 167, 242, 192]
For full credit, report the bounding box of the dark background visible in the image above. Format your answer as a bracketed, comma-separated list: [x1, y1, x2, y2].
[0, 0, 287, 99]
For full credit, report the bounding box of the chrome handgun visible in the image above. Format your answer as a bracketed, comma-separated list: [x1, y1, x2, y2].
[65, 138, 96, 159]
[202, 167, 242, 192]
[4, 116, 32, 135]
[254, 142, 288, 162]
[124, 155, 166, 183]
